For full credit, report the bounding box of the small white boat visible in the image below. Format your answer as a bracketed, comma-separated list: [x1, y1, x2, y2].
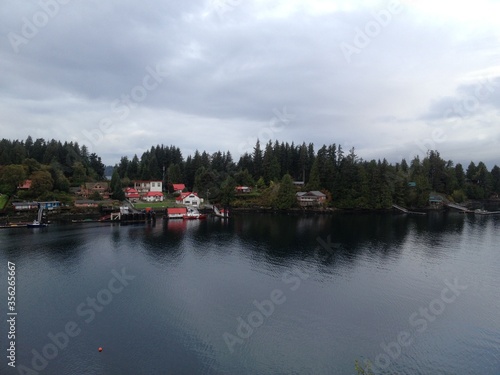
[183, 207, 206, 220]
[27, 220, 48, 228]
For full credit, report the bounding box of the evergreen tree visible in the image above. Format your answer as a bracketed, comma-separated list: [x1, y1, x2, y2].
[306, 158, 321, 191]
[491, 165, 500, 194]
[110, 170, 125, 201]
[274, 174, 296, 209]
[220, 176, 237, 207]
[252, 140, 263, 179]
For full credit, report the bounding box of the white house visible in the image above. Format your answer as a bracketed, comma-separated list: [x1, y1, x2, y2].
[296, 191, 327, 206]
[133, 180, 163, 195]
[144, 191, 164, 202]
[176, 192, 202, 207]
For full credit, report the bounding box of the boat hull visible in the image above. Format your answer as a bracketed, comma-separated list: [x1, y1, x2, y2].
[182, 214, 206, 220]
[27, 223, 48, 228]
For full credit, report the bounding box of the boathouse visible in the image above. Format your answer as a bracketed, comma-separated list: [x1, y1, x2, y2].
[176, 192, 202, 207]
[296, 191, 326, 207]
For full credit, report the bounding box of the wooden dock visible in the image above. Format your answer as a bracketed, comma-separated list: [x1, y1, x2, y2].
[392, 204, 426, 215]
[445, 203, 471, 213]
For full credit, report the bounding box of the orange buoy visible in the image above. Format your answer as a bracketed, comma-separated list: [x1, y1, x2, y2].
[98, 347, 103, 352]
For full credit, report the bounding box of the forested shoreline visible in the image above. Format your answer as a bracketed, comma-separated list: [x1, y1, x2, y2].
[1, 137, 499, 209]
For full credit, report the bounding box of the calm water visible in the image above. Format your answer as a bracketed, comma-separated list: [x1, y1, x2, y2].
[1, 213, 499, 375]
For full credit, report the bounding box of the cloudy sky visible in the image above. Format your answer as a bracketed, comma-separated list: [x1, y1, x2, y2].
[1, 0, 499, 166]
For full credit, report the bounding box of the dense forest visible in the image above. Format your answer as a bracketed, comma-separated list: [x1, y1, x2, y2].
[1, 137, 499, 209]
[0, 137, 105, 202]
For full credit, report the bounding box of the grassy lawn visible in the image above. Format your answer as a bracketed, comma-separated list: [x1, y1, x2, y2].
[0, 194, 8, 210]
[133, 198, 177, 209]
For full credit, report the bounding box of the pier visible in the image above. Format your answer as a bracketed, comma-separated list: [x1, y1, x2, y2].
[445, 203, 471, 213]
[392, 204, 426, 215]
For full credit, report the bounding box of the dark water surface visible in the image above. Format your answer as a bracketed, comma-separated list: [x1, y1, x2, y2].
[1, 212, 499, 374]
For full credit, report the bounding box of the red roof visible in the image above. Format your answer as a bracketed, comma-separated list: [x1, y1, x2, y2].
[176, 192, 198, 201]
[124, 187, 140, 198]
[167, 207, 187, 214]
[172, 183, 185, 191]
[146, 191, 164, 197]
[18, 180, 32, 189]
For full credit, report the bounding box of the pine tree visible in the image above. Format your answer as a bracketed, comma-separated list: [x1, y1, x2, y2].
[274, 174, 296, 209]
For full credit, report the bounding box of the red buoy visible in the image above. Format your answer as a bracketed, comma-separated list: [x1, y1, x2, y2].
[98, 347, 103, 352]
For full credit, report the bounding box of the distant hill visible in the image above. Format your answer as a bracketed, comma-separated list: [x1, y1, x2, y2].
[104, 165, 115, 179]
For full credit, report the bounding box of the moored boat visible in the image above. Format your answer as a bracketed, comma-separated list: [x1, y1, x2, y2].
[182, 207, 206, 220]
[27, 220, 48, 228]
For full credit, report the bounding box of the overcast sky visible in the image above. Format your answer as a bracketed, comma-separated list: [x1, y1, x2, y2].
[1, 0, 499, 167]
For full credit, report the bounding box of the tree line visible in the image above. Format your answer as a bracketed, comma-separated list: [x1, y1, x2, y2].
[114, 140, 500, 209]
[1, 137, 499, 208]
[0, 137, 105, 201]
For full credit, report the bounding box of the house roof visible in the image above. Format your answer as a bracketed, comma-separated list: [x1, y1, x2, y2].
[124, 187, 138, 193]
[145, 191, 164, 197]
[309, 191, 326, 197]
[85, 182, 109, 189]
[12, 201, 38, 206]
[12, 201, 60, 206]
[75, 200, 99, 205]
[176, 192, 199, 201]
[18, 180, 32, 189]
[167, 207, 187, 214]
[296, 191, 326, 198]
[172, 183, 185, 191]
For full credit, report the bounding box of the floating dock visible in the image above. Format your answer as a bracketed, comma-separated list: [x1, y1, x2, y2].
[392, 204, 426, 215]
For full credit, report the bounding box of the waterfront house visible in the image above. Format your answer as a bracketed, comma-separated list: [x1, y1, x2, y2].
[429, 194, 444, 207]
[296, 191, 327, 206]
[17, 180, 32, 190]
[12, 201, 61, 211]
[144, 191, 164, 202]
[235, 186, 252, 193]
[40, 201, 61, 210]
[12, 201, 38, 211]
[133, 180, 163, 195]
[124, 187, 140, 202]
[75, 200, 100, 208]
[81, 182, 110, 199]
[166, 207, 187, 219]
[176, 192, 202, 207]
[171, 183, 186, 194]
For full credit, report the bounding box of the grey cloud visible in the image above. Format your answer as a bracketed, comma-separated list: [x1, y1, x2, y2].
[1, 0, 499, 165]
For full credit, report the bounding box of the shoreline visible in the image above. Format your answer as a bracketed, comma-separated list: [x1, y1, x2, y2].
[2, 198, 499, 226]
